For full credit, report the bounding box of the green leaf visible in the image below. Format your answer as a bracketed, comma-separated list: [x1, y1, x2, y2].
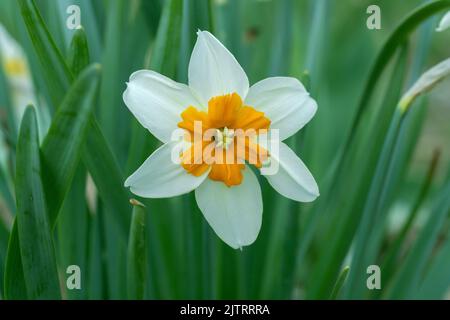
[417, 234, 450, 299]
[386, 175, 450, 299]
[14, 107, 60, 299]
[150, 0, 183, 75]
[4, 65, 100, 300]
[0, 166, 15, 215]
[41, 64, 101, 224]
[67, 27, 90, 77]
[380, 150, 440, 287]
[307, 1, 450, 299]
[344, 44, 410, 298]
[83, 119, 131, 237]
[127, 199, 147, 300]
[42, 65, 100, 227]
[56, 167, 89, 300]
[17, 0, 73, 108]
[352, 0, 450, 136]
[0, 62, 17, 144]
[330, 266, 350, 300]
[17, 0, 130, 238]
[3, 223, 27, 299]
[99, 0, 127, 146]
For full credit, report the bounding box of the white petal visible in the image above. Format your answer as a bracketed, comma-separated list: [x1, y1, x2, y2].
[436, 11, 450, 32]
[123, 70, 200, 143]
[262, 142, 319, 202]
[188, 31, 249, 107]
[195, 167, 262, 249]
[245, 77, 317, 141]
[125, 142, 209, 198]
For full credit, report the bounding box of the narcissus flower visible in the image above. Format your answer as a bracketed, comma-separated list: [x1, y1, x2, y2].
[123, 31, 319, 249]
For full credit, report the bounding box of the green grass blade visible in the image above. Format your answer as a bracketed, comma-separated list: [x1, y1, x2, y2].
[150, 0, 183, 76]
[0, 63, 17, 144]
[351, 0, 450, 138]
[17, 0, 73, 108]
[83, 119, 130, 237]
[330, 266, 350, 300]
[344, 42, 412, 298]
[4, 65, 100, 299]
[127, 199, 147, 300]
[67, 27, 90, 77]
[14, 106, 60, 299]
[99, 0, 126, 147]
[345, 110, 403, 298]
[307, 2, 450, 299]
[3, 223, 27, 299]
[56, 167, 89, 300]
[0, 166, 15, 215]
[417, 234, 450, 299]
[41, 64, 101, 224]
[386, 175, 450, 299]
[380, 150, 440, 286]
[17, 0, 131, 239]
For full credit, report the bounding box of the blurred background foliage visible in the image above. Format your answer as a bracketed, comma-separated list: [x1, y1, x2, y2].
[0, 0, 449, 300]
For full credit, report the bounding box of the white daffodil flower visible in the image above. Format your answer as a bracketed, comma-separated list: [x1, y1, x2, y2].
[123, 31, 319, 249]
[436, 11, 450, 32]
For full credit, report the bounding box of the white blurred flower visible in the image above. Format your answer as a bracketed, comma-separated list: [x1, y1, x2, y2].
[0, 24, 36, 122]
[436, 11, 450, 32]
[0, 24, 50, 141]
[123, 31, 319, 249]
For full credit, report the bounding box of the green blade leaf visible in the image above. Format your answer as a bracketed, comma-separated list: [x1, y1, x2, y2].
[380, 150, 440, 287]
[41, 64, 101, 224]
[330, 266, 350, 300]
[67, 27, 90, 77]
[83, 119, 130, 237]
[17, 0, 130, 238]
[127, 199, 147, 300]
[417, 234, 450, 299]
[386, 175, 450, 299]
[3, 223, 27, 299]
[307, 1, 450, 299]
[352, 0, 450, 136]
[14, 106, 60, 299]
[17, 0, 73, 108]
[4, 65, 100, 300]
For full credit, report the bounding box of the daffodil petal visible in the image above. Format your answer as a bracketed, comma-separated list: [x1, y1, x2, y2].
[262, 142, 319, 202]
[195, 166, 262, 249]
[245, 77, 317, 140]
[123, 70, 200, 143]
[188, 31, 249, 107]
[436, 11, 450, 32]
[125, 142, 209, 198]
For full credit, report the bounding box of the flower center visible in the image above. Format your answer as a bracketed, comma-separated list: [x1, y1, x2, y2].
[214, 127, 235, 149]
[177, 93, 271, 187]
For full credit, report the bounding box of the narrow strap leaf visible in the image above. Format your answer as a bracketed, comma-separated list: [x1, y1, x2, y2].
[41, 64, 101, 224]
[127, 199, 147, 300]
[68, 27, 90, 77]
[330, 266, 350, 300]
[14, 107, 61, 299]
[17, 0, 73, 108]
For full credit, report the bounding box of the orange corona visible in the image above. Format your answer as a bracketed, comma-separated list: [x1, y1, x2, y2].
[178, 93, 271, 186]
